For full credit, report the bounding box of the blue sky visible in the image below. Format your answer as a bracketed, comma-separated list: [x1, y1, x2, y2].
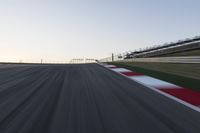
[0, 0, 200, 62]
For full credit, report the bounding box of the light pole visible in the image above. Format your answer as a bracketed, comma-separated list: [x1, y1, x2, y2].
[112, 53, 114, 62]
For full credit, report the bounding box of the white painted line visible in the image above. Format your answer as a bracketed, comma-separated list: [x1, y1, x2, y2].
[144, 84, 200, 113]
[105, 65, 116, 68]
[99, 64, 200, 113]
[129, 76, 181, 89]
[124, 74, 200, 113]
[111, 68, 132, 73]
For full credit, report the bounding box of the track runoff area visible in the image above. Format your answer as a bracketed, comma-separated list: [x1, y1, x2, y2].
[0, 63, 200, 133]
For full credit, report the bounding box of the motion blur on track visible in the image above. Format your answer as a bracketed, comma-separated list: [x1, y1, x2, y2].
[0, 64, 200, 133]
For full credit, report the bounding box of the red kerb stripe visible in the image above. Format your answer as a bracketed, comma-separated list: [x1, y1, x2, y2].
[121, 72, 144, 76]
[109, 67, 117, 68]
[160, 88, 200, 106]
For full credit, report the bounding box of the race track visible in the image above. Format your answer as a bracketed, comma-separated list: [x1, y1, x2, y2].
[0, 64, 199, 133]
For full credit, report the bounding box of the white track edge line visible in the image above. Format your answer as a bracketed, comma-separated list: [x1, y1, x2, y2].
[101, 64, 200, 113]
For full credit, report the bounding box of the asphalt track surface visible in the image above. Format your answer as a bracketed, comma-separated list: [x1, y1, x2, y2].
[0, 64, 200, 133]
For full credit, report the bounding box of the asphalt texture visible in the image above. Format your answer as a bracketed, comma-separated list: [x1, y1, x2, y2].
[0, 63, 199, 133]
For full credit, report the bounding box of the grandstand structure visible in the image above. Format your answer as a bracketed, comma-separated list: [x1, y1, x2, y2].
[124, 36, 200, 59]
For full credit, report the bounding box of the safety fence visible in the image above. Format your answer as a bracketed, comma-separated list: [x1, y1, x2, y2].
[100, 56, 200, 64]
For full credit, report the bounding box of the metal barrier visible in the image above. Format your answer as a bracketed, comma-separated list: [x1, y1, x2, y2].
[118, 56, 200, 64]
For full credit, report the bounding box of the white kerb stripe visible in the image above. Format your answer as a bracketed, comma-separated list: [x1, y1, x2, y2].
[100, 64, 200, 112]
[105, 65, 116, 68]
[129, 75, 181, 89]
[111, 68, 132, 73]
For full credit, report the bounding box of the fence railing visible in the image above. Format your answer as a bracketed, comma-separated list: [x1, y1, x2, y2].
[99, 55, 124, 62]
[99, 56, 200, 64]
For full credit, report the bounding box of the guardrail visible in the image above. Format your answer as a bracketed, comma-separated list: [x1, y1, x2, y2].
[118, 56, 200, 64]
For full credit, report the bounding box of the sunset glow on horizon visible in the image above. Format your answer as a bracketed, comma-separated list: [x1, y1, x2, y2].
[1, 0, 200, 62]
